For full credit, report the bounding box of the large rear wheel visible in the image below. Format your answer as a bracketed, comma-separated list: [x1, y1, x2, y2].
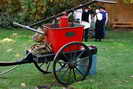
[53, 42, 92, 85]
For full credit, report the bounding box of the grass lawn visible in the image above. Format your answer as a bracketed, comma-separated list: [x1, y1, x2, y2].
[0, 28, 133, 89]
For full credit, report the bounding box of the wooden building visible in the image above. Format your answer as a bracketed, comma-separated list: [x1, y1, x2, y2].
[96, 0, 133, 28]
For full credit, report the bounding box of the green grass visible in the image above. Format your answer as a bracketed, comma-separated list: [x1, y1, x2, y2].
[0, 28, 133, 89]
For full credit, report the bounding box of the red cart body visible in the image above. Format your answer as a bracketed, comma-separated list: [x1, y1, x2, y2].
[42, 23, 84, 53]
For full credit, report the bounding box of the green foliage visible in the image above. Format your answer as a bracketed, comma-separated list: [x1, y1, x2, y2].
[0, 0, 92, 27]
[123, 0, 133, 3]
[0, 0, 22, 27]
[0, 0, 9, 11]
[0, 12, 13, 28]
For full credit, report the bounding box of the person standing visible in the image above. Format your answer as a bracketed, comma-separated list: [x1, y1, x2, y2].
[73, 8, 82, 23]
[81, 8, 92, 42]
[94, 9, 103, 41]
[99, 7, 108, 38]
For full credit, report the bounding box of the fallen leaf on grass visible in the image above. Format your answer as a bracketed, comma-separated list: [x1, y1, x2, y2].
[89, 79, 95, 83]
[129, 75, 133, 78]
[21, 82, 26, 88]
[6, 49, 13, 52]
[11, 33, 18, 38]
[0, 38, 15, 43]
[15, 53, 21, 58]
[123, 80, 129, 83]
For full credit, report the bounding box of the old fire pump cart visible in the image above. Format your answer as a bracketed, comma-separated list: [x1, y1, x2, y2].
[0, 0, 97, 86]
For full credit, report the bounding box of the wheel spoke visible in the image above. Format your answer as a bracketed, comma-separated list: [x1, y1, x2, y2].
[58, 61, 70, 64]
[76, 63, 86, 66]
[76, 50, 85, 59]
[68, 68, 74, 82]
[58, 63, 67, 72]
[58, 61, 63, 67]
[60, 66, 69, 79]
[46, 62, 51, 71]
[75, 57, 89, 64]
[75, 66, 84, 76]
[72, 68, 77, 81]
[39, 63, 44, 67]
[56, 60, 70, 72]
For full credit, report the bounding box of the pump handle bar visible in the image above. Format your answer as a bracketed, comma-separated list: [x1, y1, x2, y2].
[30, 0, 97, 27]
[13, 22, 44, 34]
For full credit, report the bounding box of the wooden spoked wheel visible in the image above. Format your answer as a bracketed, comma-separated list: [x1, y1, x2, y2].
[34, 59, 53, 73]
[53, 42, 92, 85]
[33, 55, 64, 74]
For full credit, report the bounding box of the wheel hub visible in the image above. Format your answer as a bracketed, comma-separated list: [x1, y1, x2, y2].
[68, 63, 76, 68]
